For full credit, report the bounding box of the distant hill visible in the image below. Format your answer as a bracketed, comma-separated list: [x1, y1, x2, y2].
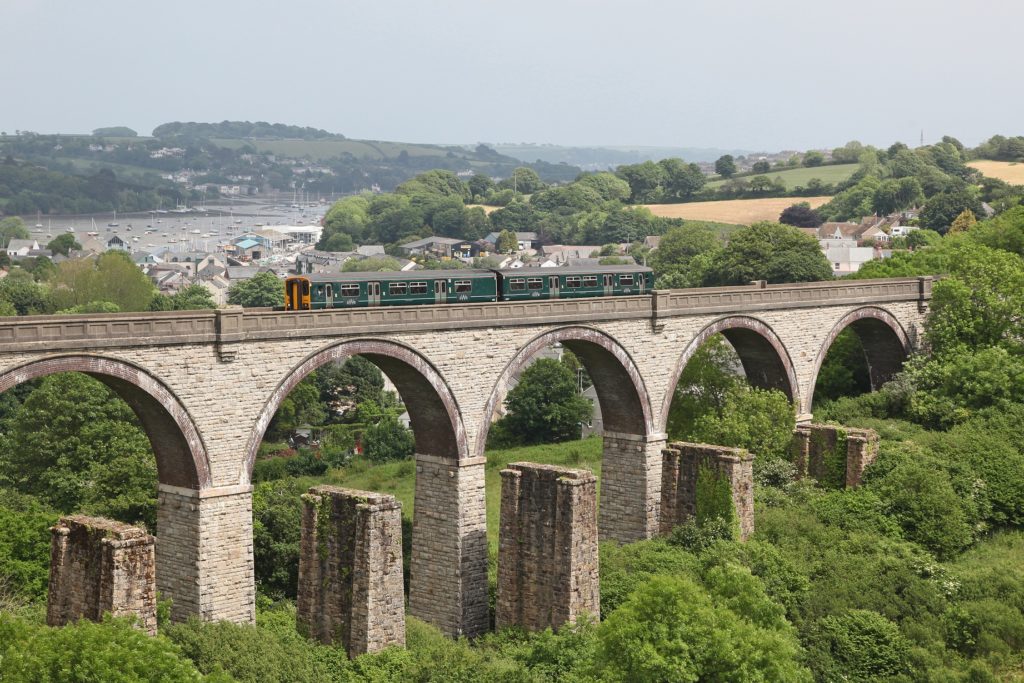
[490, 143, 751, 169]
[152, 121, 346, 140]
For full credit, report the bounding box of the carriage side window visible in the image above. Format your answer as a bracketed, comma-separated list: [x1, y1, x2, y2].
[409, 281, 428, 294]
[566, 276, 582, 288]
[582, 275, 598, 287]
[509, 278, 525, 291]
[315, 285, 324, 297]
[340, 284, 360, 297]
[619, 274, 634, 286]
[454, 280, 472, 293]
[527, 277, 543, 290]
[389, 282, 407, 295]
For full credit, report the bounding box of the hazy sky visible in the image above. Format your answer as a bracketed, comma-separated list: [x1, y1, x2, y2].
[5, 0, 1022, 151]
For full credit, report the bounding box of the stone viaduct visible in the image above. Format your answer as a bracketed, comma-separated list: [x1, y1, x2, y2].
[0, 276, 932, 637]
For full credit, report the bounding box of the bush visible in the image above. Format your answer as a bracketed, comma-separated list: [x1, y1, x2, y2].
[806, 609, 910, 682]
[363, 415, 415, 463]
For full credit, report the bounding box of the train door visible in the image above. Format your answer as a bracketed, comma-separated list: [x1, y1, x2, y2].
[549, 275, 560, 299]
[286, 279, 302, 310]
[603, 274, 614, 296]
[434, 280, 447, 304]
[637, 273, 646, 294]
[368, 281, 381, 306]
[325, 283, 334, 308]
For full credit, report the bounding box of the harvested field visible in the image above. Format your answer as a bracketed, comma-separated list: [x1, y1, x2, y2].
[968, 160, 1024, 185]
[645, 196, 832, 225]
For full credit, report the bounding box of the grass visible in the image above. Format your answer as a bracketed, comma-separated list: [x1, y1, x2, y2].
[645, 196, 832, 225]
[293, 437, 604, 552]
[705, 163, 858, 190]
[968, 160, 1024, 185]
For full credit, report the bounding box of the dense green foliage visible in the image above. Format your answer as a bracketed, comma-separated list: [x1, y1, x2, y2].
[227, 271, 284, 308]
[489, 358, 592, 448]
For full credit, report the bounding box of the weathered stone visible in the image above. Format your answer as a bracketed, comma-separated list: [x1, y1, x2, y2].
[791, 424, 880, 488]
[297, 485, 405, 657]
[599, 431, 667, 543]
[660, 442, 755, 541]
[47, 515, 157, 635]
[497, 463, 599, 632]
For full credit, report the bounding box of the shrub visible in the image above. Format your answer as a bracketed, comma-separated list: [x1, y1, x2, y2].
[806, 609, 911, 682]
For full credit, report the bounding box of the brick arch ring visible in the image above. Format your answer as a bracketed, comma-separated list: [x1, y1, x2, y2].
[805, 306, 911, 414]
[659, 315, 801, 431]
[476, 325, 656, 458]
[0, 354, 212, 489]
[242, 338, 470, 483]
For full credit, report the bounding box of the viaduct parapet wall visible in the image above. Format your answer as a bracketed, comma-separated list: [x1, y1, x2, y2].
[297, 486, 405, 657]
[47, 515, 157, 635]
[497, 462, 600, 632]
[660, 442, 755, 541]
[791, 424, 880, 488]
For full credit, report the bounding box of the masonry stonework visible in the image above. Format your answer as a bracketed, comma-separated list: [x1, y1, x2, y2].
[297, 486, 405, 656]
[497, 463, 599, 632]
[660, 442, 755, 541]
[47, 515, 157, 635]
[0, 278, 930, 626]
[791, 424, 880, 488]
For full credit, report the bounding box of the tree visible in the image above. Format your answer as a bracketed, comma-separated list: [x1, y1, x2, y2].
[167, 284, 216, 310]
[704, 221, 833, 285]
[49, 252, 155, 312]
[342, 256, 402, 272]
[45, 233, 81, 256]
[363, 414, 415, 463]
[650, 223, 721, 287]
[495, 229, 518, 254]
[494, 358, 592, 446]
[498, 167, 544, 194]
[948, 209, 977, 234]
[227, 272, 283, 307]
[715, 154, 737, 178]
[920, 189, 984, 233]
[752, 160, 771, 173]
[0, 217, 29, 246]
[803, 150, 825, 167]
[467, 173, 495, 199]
[320, 232, 354, 252]
[779, 203, 823, 228]
[266, 376, 326, 441]
[658, 158, 705, 201]
[617, 161, 667, 203]
[0, 271, 48, 315]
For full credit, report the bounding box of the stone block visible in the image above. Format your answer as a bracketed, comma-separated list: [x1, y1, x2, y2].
[599, 431, 666, 544]
[791, 424, 879, 488]
[47, 515, 157, 635]
[497, 462, 599, 632]
[660, 442, 754, 541]
[298, 485, 405, 657]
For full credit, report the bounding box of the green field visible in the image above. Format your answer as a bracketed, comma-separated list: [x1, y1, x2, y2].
[285, 436, 603, 553]
[210, 137, 464, 161]
[706, 163, 858, 190]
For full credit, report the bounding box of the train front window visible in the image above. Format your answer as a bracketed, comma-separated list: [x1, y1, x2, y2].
[340, 284, 359, 297]
[583, 275, 597, 287]
[619, 274, 634, 286]
[389, 282, 407, 295]
[527, 278, 543, 290]
[566, 276, 581, 288]
[410, 281, 428, 294]
[454, 280, 472, 293]
[510, 278, 525, 291]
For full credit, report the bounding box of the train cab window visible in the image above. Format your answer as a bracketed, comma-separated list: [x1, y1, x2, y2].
[509, 278, 525, 291]
[566, 276, 582, 288]
[527, 277, 543, 290]
[409, 281, 428, 295]
[454, 280, 472, 293]
[619, 274, 635, 286]
[583, 275, 598, 287]
[340, 284, 360, 297]
[303, 280, 310, 296]
[389, 282, 407, 295]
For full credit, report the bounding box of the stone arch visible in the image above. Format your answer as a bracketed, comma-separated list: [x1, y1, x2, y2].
[660, 315, 800, 430]
[0, 354, 211, 489]
[477, 325, 656, 456]
[807, 306, 911, 412]
[243, 338, 469, 482]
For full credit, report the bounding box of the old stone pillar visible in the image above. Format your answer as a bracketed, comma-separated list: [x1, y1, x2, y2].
[660, 442, 755, 541]
[409, 453, 488, 638]
[156, 484, 255, 624]
[599, 431, 667, 543]
[791, 424, 880, 489]
[47, 516, 157, 635]
[297, 486, 405, 657]
[497, 463, 599, 632]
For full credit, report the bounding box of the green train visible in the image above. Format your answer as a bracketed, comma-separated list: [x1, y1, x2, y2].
[284, 266, 653, 310]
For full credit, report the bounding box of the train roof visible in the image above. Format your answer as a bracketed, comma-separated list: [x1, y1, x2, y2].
[495, 265, 652, 276]
[290, 264, 651, 283]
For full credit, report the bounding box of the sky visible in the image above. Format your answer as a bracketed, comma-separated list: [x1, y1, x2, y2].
[4, 0, 1023, 152]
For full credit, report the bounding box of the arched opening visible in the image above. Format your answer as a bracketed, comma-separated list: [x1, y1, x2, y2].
[480, 326, 659, 544]
[808, 307, 911, 412]
[0, 355, 213, 622]
[245, 339, 485, 638]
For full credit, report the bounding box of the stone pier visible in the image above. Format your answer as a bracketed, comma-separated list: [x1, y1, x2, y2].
[297, 486, 405, 657]
[599, 431, 667, 544]
[791, 424, 880, 488]
[660, 442, 755, 541]
[497, 462, 600, 632]
[47, 515, 157, 635]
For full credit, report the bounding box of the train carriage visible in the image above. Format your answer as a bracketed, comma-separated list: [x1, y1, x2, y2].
[285, 270, 498, 310]
[495, 265, 652, 301]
